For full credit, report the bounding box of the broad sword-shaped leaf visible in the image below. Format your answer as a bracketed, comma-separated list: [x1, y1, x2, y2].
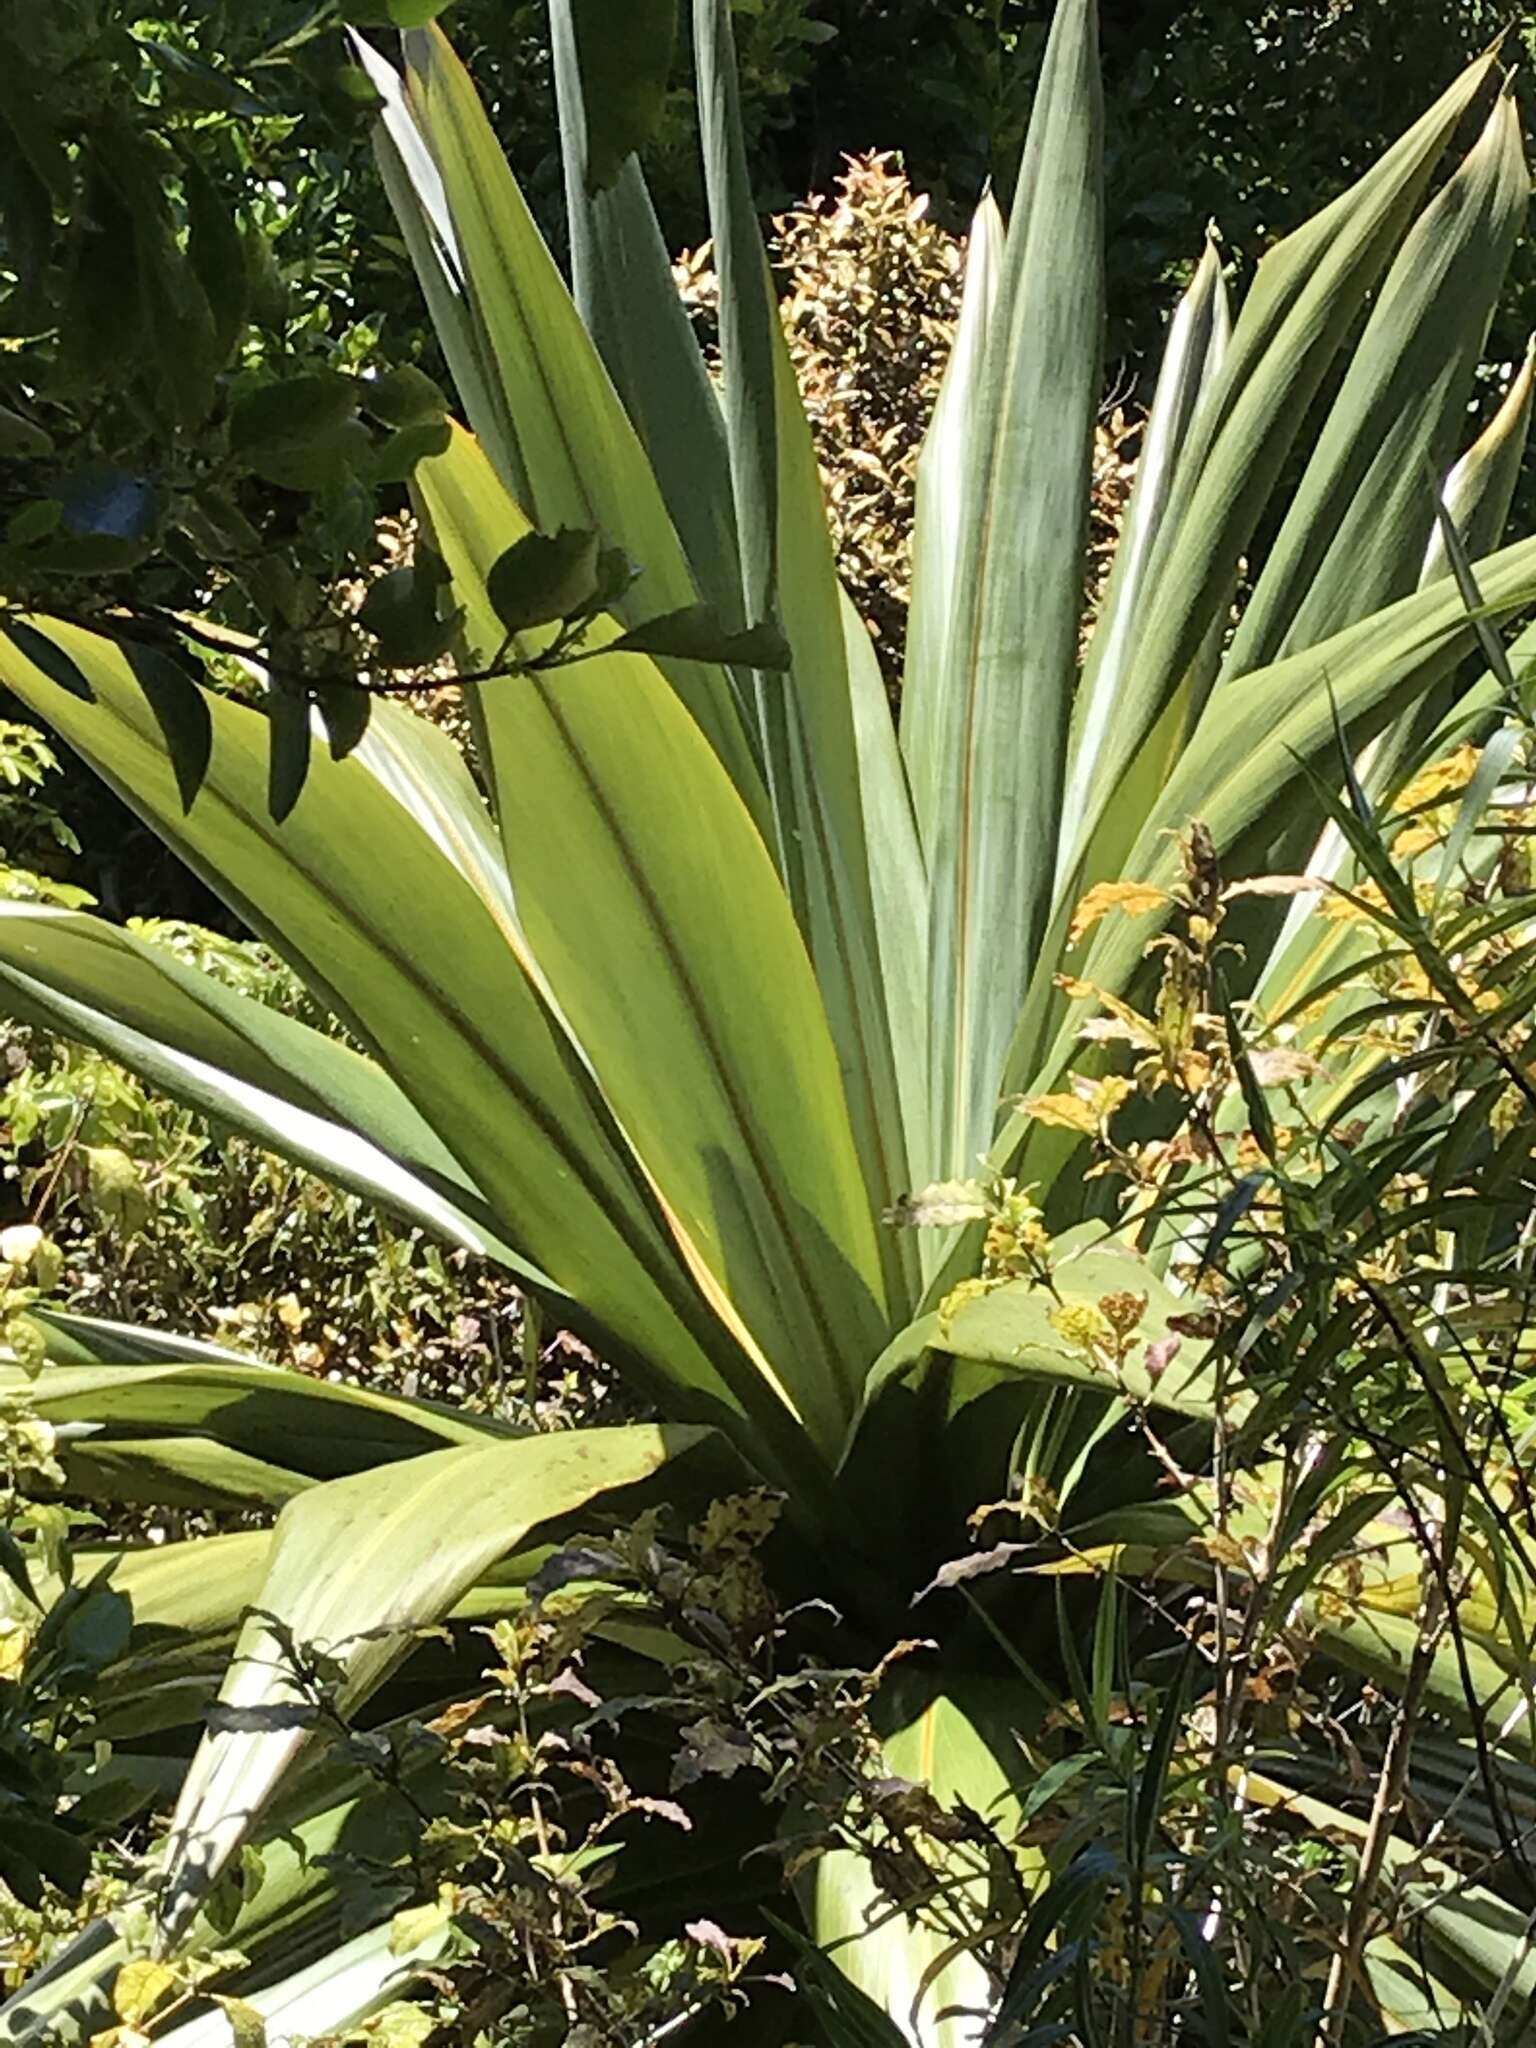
[418, 428, 892, 1460]
[921, 0, 1102, 1178]
[157, 1422, 703, 1939]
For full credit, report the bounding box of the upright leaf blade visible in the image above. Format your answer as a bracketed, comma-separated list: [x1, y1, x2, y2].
[372, 24, 761, 803]
[1256, 348, 1536, 1008]
[924, 0, 1103, 1176]
[354, 29, 520, 490]
[1067, 47, 1501, 874]
[1220, 90, 1528, 680]
[567, 0, 675, 194]
[690, 0, 919, 1287]
[1421, 341, 1536, 589]
[902, 193, 1004, 861]
[842, 590, 931, 1202]
[0, 620, 801, 1467]
[1060, 236, 1229, 872]
[551, 0, 743, 628]
[418, 428, 893, 1459]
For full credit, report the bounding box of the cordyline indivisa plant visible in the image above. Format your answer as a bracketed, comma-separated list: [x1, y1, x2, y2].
[1, 0, 1535, 2041]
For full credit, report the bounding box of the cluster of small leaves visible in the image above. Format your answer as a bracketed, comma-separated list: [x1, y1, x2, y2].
[124, 1495, 867, 2042]
[956, 1587, 1398, 2048]
[93, 1945, 265, 2048]
[175, 1490, 1036, 2046]
[0, 0, 854, 824]
[307, 506, 794, 824]
[0, 720, 86, 910]
[475, 525, 791, 678]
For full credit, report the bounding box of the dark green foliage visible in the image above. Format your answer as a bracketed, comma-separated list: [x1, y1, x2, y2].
[485, 528, 602, 636]
[570, 0, 679, 193]
[768, 1, 1530, 373]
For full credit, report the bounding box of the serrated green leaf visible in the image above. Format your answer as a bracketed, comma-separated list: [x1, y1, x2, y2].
[862, 1238, 1217, 1427]
[139, 40, 268, 115]
[388, 1897, 451, 1958]
[313, 681, 373, 760]
[0, 1524, 38, 1606]
[1, 1817, 90, 1902]
[113, 1961, 178, 2027]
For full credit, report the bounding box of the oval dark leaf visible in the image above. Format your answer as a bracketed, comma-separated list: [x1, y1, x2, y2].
[609, 603, 791, 671]
[230, 372, 358, 459]
[485, 527, 600, 635]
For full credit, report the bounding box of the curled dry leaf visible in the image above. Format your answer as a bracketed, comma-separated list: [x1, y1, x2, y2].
[885, 1178, 992, 1228]
[1068, 879, 1172, 947]
[1245, 1047, 1321, 1086]
[1142, 1334, 1182, 1383]
[913, 1541, 1033, 1603]
[1220, 875, 1327, 900]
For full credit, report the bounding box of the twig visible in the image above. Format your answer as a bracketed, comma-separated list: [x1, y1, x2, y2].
[1315, 1568, 1444, 2047]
